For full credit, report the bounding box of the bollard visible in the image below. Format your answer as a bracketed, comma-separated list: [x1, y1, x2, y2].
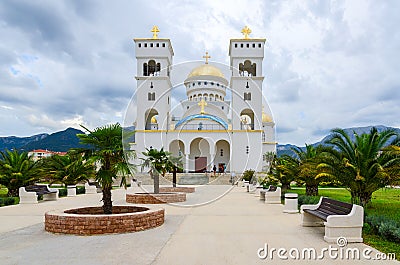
[283, 193, 299, 213]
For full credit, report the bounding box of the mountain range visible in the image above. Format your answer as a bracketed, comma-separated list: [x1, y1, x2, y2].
[277, 125, 400, 156]
[0, 125, 398, 155]
[0, 128, 85, 152]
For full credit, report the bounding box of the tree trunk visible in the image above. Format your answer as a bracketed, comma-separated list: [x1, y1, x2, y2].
[102, 185, 113, 214]
[172, 166, 177, 188]
[306, 184, 318, 196]
[153, 170, 159, 194]
[281, 183, 291, 192]
[8, 188, 19, 197]
[359, 192, 372, 207]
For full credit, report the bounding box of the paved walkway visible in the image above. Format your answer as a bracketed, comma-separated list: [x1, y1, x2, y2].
[0, 186, 398, 265]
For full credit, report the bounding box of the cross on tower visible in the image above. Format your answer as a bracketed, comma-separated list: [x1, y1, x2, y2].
[151, 25, 160, 39]
[241, 26, 252, 39]
[198, 98, 207, 114]
[203, 51, 211, 64]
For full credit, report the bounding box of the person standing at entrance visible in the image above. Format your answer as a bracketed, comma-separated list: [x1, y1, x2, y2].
[213, 165, 216, 176]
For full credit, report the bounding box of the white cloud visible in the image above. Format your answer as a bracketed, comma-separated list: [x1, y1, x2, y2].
[0, 0, 399, 146]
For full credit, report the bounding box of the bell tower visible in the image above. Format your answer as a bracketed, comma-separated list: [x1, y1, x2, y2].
[229, 26, 265, 131]
[134, 26, 174, 131]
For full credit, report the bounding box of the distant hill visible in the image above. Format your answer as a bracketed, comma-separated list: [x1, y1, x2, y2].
[277, 125, 400, 157]
[0, 133, 48, 152]
[0, 128, 86, 153]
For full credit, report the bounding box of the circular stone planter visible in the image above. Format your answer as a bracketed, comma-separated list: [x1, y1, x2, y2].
[126, 192, 186, 204]
[159, 187, 195, 193]
[45, 206, 164, 235]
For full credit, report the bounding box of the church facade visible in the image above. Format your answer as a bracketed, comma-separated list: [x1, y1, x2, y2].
[131, 27, 276, 174]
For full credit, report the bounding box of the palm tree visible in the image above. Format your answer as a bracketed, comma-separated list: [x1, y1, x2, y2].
[263, 151, 275, 172]
[269, 155, 298, 192]
[381, 145, 400, 186]
[291, 144, 325, 196]
[141, 148, 171, 193]
[41, 153, 95, 186]
[168, 155, 183, 188]
[75, 123, 133, 214]
[318, 127, 399, 206]
[0, 150, 40, 197]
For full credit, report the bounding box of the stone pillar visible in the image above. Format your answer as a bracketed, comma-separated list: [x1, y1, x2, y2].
[185, 154, 189, 173]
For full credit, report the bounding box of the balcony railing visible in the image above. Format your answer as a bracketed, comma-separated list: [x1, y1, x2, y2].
[178, 124, 226, 131]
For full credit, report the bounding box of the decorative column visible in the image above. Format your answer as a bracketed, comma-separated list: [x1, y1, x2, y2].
[185, 154, 189, 173]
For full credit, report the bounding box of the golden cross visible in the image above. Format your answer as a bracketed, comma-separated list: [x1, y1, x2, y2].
[198, 98, 207, 114]
[241, 26, 252, 39]
[202, 51, 211, 64]
[151, 25, 160, 39]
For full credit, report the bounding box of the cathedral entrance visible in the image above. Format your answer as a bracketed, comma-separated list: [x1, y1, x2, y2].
[195, 157, 207, 173]
[190, 137, 210, 172]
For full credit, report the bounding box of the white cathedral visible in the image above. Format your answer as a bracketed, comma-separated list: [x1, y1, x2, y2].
[131, 26, 276, 174]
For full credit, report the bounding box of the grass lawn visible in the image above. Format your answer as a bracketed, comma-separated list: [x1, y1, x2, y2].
[289, 187, 400, 259]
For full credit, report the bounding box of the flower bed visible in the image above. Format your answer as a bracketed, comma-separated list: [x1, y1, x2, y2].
[45, 206, 164, 235]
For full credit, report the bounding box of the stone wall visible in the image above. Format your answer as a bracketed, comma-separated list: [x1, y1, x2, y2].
[45, 206, 164, 235]
[126, 192, 186, 204]
[159, 187, 195, 193]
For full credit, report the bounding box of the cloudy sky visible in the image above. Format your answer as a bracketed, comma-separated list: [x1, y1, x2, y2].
[1, 0, 399, 145]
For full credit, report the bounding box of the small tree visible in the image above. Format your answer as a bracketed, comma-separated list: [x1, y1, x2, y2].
[268, 155, 298, 192]
[291, 144, 326, 196]
[0, 150, 40, 197]
[141, 148, 171, 194]
[76, 123, 133, 214]
[41, 153, 95, 186]
[167, 155, 183, 188]
[263, 151, 275, 172]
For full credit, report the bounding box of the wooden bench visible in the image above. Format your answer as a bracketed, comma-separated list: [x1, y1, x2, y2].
[301, 197, 363, 243]
[19, 185, 59, 204]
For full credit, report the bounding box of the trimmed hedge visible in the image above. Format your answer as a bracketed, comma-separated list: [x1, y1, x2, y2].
[0, 197, 18, 206]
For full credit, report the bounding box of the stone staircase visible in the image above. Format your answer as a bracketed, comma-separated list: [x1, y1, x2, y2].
[130, 173, 238, 185]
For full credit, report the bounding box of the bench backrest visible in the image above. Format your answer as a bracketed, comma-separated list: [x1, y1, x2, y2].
[318, 197, 353, 215]
[88, 181, 101, 188]
[25, 185, 50, 193]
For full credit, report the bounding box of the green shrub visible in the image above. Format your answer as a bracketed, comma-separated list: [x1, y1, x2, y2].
[365, 215, 400, 243]
[76, 186, 85, 195]
[242, 169, 255, 182]
[3, 197, 16, 206]
[297, 195, 320, 209]
[58, 188, 67, 197]
[0, 197, 18, 206]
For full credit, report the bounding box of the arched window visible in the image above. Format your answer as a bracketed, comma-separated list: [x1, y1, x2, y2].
[262, 132, 266, 142]
[244, 92, 251, 101]
[246, 146, 249, 154]
[143, 60, 161, 76]
[220, 149, 223, 156]
[239, 60, 256, 76]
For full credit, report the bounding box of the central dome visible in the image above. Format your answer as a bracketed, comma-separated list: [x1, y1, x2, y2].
[188, 64, 224, 78]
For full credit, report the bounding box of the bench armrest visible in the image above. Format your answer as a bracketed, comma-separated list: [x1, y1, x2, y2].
[46, 185, 59, 195]
[19, 187, 36, 196]
[300, 196, 324, 212]
[325, 204, 364, 227]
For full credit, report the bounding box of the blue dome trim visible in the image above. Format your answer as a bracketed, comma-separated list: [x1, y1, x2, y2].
[175, 114, 228, 129]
